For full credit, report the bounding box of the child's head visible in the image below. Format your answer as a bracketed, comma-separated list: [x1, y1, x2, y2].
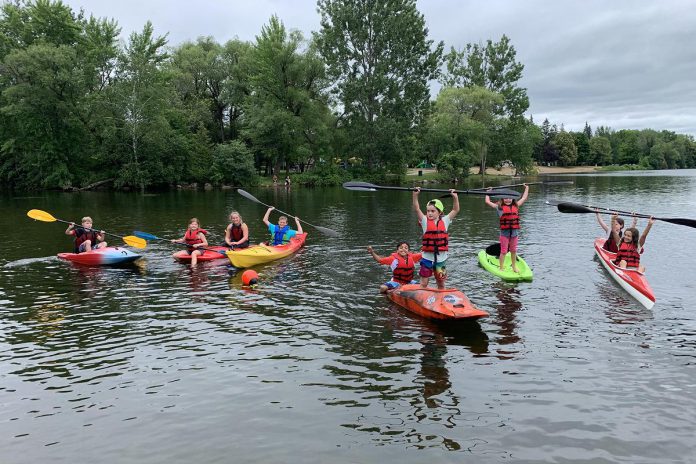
[395, 241, 410, 256]
[229, 211, 242, 224]
[613, 217, 625, 233]
[500, 196, 517, 206]
[81, 216, 93, 226]
[278, 215, 288, 227]
[426, 199, 444, 220]
[188, 218, 200, 229]
[623, 227, 639, 245]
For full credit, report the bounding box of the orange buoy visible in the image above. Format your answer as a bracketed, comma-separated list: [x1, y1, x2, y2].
[241, 269, 259, 286]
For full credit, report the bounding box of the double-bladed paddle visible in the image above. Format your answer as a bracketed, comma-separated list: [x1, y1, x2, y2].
[342, 181, 522, 199]
[546, 200, 696, 229]
[237, 189, 339, 237]
[27, 209, 147, 248]
[437, 180, 573, 199]
[133, 230, 228, 255]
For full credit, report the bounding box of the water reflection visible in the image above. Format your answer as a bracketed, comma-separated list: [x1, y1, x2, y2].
[491, 282, 523, 358]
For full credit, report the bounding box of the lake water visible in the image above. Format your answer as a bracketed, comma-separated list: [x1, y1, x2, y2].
[1, 170, 695, 463]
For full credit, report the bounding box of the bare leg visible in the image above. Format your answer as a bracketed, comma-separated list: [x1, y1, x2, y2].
[84, 240, 92, 252]
[511, 251, 519, 273]
[379, 285, 388, 293]
[498, 252, 506, 270]
[420, 276, 429, 288]
[191, 250, 202, 266]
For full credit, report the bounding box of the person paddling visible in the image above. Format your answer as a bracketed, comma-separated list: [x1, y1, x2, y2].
[596, 210, 635, 253]
[223, 211, 250, 249]
[413, 187, 459, 289]
[484, 184, 529, 273]
[612, 214, 654, 273]
[65, 216, 107, 253]
[263, 207, 303, 246]
[172, 218, 208, 266]
[368, 242, 422, 293]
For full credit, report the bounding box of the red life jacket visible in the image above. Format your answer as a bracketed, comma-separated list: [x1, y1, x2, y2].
[614, 242, 641, 267]
[228, 223, 249, 245]
[184, 228, 207, 245]
[422, 218, 448, 254]
[499, 204, 520, 230]
[602, 233, 619, 253]
[73, 227, 98, 253]
[390, 252, 415, 284]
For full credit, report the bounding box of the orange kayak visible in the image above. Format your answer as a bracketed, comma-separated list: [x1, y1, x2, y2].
[386, 284, 488, 320]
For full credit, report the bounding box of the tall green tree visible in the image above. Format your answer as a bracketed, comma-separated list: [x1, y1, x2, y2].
[589, 135, 612, 165]
[555, 130, 577, 166]
[316, 0, 442, 170]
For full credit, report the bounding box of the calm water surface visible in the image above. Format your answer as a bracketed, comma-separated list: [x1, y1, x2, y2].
[1, 170, 695, 463]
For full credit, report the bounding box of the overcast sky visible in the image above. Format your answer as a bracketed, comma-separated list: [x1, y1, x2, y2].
[62, 0, 696, 135]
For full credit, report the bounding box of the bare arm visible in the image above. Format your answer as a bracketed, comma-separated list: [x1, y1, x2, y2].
[412, 187, 424, 222]
[629, 213, 638, 229]
[295, 217, 303, 235]
[447, 190, 459, 220]
[484, 191, 498, 209]
[65, 222, 75, 235]
[96, 230, 106, 242]
[516, 184, 530, 207]
[639, 217, 655, 247]
[610, 214, 621, 245]
[237, 224, 249, 245]
[195, 232, 208, 247]
[367, 246, 385, 263]
[596, 212, 609, 233]
[263, 207, 274, 227]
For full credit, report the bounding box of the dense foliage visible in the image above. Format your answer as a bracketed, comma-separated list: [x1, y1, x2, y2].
[0, 1, 694, 190]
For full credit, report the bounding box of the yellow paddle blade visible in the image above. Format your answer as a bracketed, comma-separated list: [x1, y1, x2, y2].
[123, 235, 147, 249]
[27, 209, 57, 222]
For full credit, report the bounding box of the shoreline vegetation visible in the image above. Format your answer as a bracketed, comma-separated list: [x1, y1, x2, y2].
[2, 1, 695, 193]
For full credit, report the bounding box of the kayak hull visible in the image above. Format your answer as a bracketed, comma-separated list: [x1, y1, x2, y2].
[173, 246, 229, 262]
[58, 247, 141, 266]
[226, 233, 307, 268]
[386, 284, 488, 320]
[594, 238, 655, 309]
[477, 249, 533, 282]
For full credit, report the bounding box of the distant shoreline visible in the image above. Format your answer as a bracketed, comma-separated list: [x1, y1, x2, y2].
[407, 166, 600, 177]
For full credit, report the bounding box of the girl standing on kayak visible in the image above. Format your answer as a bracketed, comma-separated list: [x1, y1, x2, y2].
[613, 214, 654, 273]
[484, 184, 529, 273]
[263, 207, 303, 246]
[172, 218, 208, 266]
[367, 242, 422, 293]
[223, 211, 250, 249]
[596, 211, 635, 253]
[413, 187, 459, 289]
[65, 216, 107, 253]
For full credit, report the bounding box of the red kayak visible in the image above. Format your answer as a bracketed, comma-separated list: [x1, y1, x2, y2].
[594, 238, 655, 309]
[173, 246, 230, 263]
[386, 284, 488, 320]
[58, 247, 141, 266]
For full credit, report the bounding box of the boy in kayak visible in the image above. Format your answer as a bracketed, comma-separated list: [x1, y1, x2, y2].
[263, 207, 303, 246]
[413, 187, 459, 289]
[484, 184, 529, 273]
[612, 214, 654, 273]
[223, 211, 250, 249]
[367, 242, 422, 293]
[65, 216, 107, 253]
[596, 210, 636, 253]
[172, 218, 208, 266]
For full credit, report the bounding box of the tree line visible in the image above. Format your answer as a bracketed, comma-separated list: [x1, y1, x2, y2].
[1, 0, 694, 191]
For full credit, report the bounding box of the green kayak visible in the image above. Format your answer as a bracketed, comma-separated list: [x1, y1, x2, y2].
[477, 243, 533, 282]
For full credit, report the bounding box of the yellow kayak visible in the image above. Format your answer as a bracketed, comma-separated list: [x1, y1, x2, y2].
[226, 233, 307, 268]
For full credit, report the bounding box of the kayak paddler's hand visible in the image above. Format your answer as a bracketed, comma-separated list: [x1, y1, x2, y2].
[648, 216, 655, 225]
[367, 245, 373, 253]
[449, 189, 458, 199]
[100, 230, 105, 235]
[413, 187, 421, 195]
[268, 206, 275, 212]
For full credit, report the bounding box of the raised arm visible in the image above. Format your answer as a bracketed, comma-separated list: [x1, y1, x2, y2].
[609, 214, 621, 245]
[595, 211, 609, 233]
[447, 190, 459, 220]
[294, 216, 303, 234]
[263, 207, 274, 227]
[629, 212, 638, 229]
[639, 217, 655, 247]
[65, 222, 76, 235]
[484, 190, 498, 209]
[516, 184, 530, 207]
[412, 187, 424, 222]
[367, 245, 385, 263]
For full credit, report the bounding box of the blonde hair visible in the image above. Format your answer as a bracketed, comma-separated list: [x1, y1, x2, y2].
[189, 217, 200, 226]
[229, 211, 243, 222]
[81, 216, 93, 223]
[278, 215, 288, 222]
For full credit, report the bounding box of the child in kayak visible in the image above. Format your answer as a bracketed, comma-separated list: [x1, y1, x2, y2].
[263, 207, 303, 246]
[172, 218, 208, 266]
[596, 210, 636, 253]
[613, 214, 654, 273]
[368, 242, 422, 292]
[484, 184, 529, 273]
[413, 187, 459, 289]
[223, 211, 250, 249]
[65, 216, 107, 253]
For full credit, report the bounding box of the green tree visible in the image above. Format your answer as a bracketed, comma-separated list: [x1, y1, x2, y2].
[316, 0, 442, 170]
[589, 135, 612, 165]
[574, 131, 590, 165]
[555, 130, 577, 166]
[210, 140, 257, 186]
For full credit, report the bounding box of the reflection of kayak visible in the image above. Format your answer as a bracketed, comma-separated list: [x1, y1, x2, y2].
[226, 233, 307, 268]
[173, 246, 229, 262]
[386, 284, 488, 320]
[594, 238, 655, 309]
[477, 243, 533, 281]
[58, 247, 141, 266]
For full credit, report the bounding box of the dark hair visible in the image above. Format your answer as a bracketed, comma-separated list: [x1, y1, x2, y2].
[395, 241, 410, 250]
[616, 217, 625, 227]
[625, 227, 640, 246]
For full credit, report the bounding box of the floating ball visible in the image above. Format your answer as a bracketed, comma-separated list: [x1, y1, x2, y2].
[241, 269, 259, 286]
